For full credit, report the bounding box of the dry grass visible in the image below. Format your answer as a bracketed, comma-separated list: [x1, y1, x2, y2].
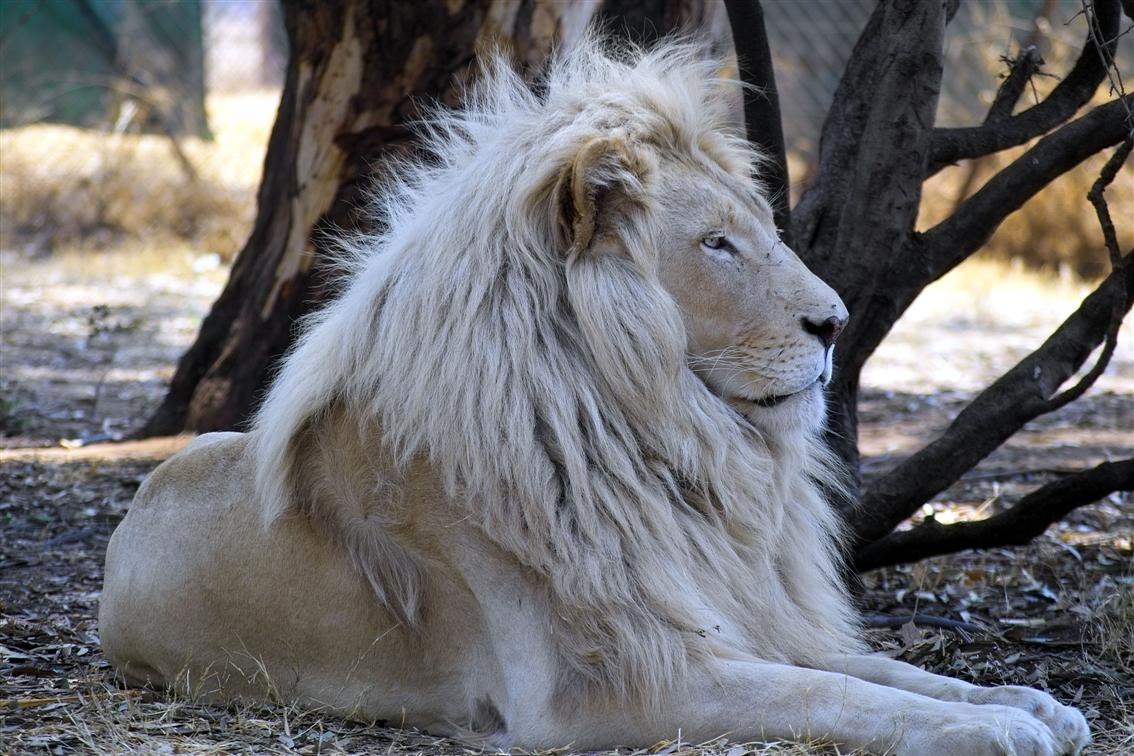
[1090, 576, 1134, 681]
[11, 668, 842, 756]
[918, 147, 1134, 280]
[0, 91, 278, 259]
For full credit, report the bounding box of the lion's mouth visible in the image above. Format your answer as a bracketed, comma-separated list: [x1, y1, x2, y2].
[750, 391, 798, 408]
[733, 348, 835, 410]
[745, 378, 821, 409]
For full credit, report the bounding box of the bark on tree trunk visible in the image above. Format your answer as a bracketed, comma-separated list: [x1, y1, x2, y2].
[145, 0, 703, 436]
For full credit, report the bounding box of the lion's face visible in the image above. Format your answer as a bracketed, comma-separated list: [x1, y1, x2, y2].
[653, 162, 848, 428]
[555, 127, 844, 431]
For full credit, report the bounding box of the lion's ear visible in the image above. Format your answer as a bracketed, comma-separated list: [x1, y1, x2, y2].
[555, 134, 650, 256]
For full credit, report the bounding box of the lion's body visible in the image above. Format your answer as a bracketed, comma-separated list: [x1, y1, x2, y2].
[101, 38, 1090, 754]
[100, 430, 523, 733]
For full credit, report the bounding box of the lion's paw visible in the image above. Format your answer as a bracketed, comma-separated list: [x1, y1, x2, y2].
[968, 685, 1090, 754]
[905, 704, 1058, 756]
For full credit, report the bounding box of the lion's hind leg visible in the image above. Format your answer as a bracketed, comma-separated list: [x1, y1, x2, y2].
[109, 660, 165, 690]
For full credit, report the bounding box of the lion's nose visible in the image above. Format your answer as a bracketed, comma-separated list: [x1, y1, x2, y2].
[802, 315, 846, 348]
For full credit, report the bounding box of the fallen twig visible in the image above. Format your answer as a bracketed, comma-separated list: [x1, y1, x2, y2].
[0, 689, 145, 709]
[861, 612, 987, 635]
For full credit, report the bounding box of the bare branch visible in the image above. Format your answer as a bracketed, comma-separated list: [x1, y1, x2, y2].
[1088, 136, 1134, 267]
[835, 96, 1133, 385]
[724, 0, 793, 246]
[984, 47, 1044, 124]
[1046, 298, 1123, 412]
[853, 255, 1134, 545]
[927, 0, 1121, 173]
[919, 95, 1133, 285]
[855, 459, 1134, 571]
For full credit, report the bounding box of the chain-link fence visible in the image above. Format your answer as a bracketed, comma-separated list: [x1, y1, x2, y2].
[205, 0, 286, 93]
[0, 1, 1127, 271]
[765, 0, 1122, 156]
[766, 0, 1130, 277]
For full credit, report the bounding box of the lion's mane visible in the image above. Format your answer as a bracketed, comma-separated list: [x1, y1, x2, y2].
[251, 37, 862, 708]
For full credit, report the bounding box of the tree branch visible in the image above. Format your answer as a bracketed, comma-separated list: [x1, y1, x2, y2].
[853, 254, 1134, 546]
[984, 47, 1044, 124]
[724, 0, 792, 246]
[1088, 135, 1134, 267]
[860, 612, 986, 635]
[855, 459, 1134, 571]
[927, 0, 1120, 174]
[919, 95, 1133, 285]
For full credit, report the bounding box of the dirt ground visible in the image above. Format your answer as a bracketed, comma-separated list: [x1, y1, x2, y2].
[1, 249, 1132, 754]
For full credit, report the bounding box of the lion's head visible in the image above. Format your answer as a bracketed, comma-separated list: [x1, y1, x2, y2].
[654, 171, 847, 421]
[252, 36, 860, 705]
[555, 123, 848, 435]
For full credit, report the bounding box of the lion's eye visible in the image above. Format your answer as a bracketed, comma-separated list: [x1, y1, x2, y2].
[701, 235, 735, 255]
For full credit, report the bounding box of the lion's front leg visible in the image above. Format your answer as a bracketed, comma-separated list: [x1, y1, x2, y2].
[462, 541, 1067, 754]
[513, 660, 1063, 755]
[818, 653, 1090, 754]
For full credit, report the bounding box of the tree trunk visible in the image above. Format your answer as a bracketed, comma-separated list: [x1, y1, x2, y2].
[791, 0, 948, 494]
[145, 0, 704, 436]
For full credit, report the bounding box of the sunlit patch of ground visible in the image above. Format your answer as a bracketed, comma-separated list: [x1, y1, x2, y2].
[0, 244, 228, 446]
[1, 245, 1131, 752]
[0, 91, 274, 451]
[862, 257, 1132, 396]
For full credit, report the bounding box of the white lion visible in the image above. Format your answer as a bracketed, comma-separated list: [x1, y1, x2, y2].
[100, 37, 1089, 755]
